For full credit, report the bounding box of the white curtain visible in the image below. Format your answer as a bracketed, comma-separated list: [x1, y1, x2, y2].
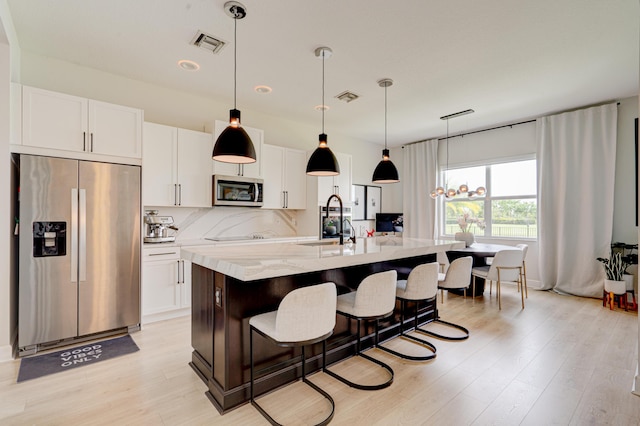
[402, 139, 438, 239]
[537, 103, 618, 297]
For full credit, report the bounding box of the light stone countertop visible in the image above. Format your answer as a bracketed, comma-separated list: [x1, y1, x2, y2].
[180, 236, 464, 282]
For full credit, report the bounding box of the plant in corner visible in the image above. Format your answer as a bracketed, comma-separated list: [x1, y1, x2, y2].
[597, 252, 630, 309]
[597, 252, 628, 281]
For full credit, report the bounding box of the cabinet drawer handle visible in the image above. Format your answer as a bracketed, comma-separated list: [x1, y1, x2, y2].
[148, 252, 178, 256]
[83, 132, 86, 151]
[90, 132, 94, 152]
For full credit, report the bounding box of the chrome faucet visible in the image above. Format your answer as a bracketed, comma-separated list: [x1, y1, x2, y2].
[326, 194, 345, 245]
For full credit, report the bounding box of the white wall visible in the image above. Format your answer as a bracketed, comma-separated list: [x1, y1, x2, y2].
[0, 0, 19, 361]
[0, 25, 10, 361]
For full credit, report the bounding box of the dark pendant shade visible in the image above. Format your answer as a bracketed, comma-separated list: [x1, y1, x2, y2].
[306, 133, 340, 176]
[212, 109, 256, 164]
[372, 148, 400, 183]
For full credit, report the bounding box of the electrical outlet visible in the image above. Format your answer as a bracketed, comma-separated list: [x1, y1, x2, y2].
[215, 287, 222, 307]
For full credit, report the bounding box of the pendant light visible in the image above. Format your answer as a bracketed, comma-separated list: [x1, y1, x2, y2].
[306, 47, 340, 176]
[430, 109, 485, 198]
[212, 1, 256, 164]
[372, 78, 400, 183]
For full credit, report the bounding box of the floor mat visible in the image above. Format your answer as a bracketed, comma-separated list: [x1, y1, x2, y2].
[17, 334, 139, 382]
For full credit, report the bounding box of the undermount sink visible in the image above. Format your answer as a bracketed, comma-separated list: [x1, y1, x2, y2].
[296, 240, 340, 247]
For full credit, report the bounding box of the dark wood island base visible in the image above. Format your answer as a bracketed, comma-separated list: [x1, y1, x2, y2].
[189, 254, 438, 413]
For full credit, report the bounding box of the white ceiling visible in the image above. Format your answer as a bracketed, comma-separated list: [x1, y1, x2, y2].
[6, 0, 639, 147]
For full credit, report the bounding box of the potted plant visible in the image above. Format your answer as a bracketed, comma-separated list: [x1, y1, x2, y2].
[324, 218, 337, 236]
[597, 252, 629, 309]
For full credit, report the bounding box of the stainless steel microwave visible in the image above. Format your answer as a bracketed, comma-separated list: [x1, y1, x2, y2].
[212, 175, 263, 207]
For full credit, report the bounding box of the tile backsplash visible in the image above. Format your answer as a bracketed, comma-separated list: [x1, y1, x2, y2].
[145, 206, 300, 241]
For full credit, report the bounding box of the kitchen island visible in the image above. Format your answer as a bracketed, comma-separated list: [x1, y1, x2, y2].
[181, 236, 463, 413]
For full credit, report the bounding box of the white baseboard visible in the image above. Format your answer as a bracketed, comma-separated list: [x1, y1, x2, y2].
[142, 307, 190, 326]
[0, 344, 14, 363]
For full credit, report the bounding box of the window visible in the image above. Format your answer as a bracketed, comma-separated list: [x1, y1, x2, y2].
[442, 159, 537, 239]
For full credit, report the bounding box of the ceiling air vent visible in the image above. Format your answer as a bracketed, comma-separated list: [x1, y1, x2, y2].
[191, 31, 225, 54]
[335, 91, 359, 103]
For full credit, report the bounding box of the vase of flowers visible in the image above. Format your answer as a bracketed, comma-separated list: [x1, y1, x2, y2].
[454, 211, 485, 247]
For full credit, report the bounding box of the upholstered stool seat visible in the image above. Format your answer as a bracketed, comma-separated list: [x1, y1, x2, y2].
[377, 263, 439, 361]
[324, 270, 397, 391]
[250, 282, 337, 426]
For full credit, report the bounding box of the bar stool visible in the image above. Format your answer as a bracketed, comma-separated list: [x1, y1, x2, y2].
[420, 256, 472, 341]
[250, 282, 337, 426]
[377, 263, 438, 361]
[324, 270, 397, 391]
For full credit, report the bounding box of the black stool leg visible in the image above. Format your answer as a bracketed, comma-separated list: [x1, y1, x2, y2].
[415, 302, 470, 341]
[378, 299, 437, 361]
[324, 316, 394, 391]
[251, 326, 335, 426]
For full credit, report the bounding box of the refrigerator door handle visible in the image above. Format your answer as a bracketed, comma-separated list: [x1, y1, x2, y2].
[71, 188, 79, 283]
[78, 188, 87, 282]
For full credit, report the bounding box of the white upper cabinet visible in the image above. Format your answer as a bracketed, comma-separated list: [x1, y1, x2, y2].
[317, 151, 352, 205]
[212, 120, 263, 178]
[21, 85, 142, 159]
[176, 128, 213, 207]
[262, 144, 307, 209]
[88, 100, 143, 158]
[142, 122, 213, 207]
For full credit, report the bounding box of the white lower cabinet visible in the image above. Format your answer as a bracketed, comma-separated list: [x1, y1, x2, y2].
[142, 246, 191, 324]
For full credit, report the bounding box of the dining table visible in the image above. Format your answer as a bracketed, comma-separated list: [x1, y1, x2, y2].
[446, 242, 518, 296]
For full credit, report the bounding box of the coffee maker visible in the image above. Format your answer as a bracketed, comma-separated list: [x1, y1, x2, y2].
[143, 210, 178, 243]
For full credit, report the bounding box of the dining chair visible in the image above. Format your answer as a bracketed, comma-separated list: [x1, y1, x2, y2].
[515, 244, 529, 298]
[471, 249, 524, 310]
[485, 244, 528, 299]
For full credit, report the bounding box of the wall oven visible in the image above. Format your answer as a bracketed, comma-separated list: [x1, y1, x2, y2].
[319, 206, 353, 240]
[212, 175, 263, 207]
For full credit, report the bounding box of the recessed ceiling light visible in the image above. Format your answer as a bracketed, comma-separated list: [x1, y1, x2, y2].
[314, 104, 329, 111]
[254, 85, 272, 94]
[178, 60, 200, 71]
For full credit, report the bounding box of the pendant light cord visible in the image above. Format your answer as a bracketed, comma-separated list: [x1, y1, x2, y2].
[321, 50, 325, 134]
[233, 14, 237, 110]
[384, 84, 388, 149]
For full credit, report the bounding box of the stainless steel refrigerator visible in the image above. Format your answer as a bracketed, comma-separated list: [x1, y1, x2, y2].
[18, 154, 141, 355]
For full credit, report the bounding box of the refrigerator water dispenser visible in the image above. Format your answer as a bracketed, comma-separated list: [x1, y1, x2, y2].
[33, 221, 66, 257]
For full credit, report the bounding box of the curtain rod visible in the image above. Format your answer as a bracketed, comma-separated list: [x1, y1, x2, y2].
[438, 119, 536, 141]
[403, 101, 621, 148]
[402, 119, 535, 148]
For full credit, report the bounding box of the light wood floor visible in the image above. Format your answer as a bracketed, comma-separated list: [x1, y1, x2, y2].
[1, 287, 639, 425]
